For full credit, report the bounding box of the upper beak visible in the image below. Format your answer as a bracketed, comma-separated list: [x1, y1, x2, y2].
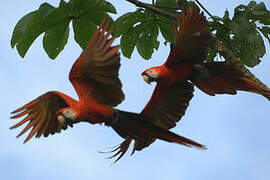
[142, 75, 151, 84]
[142, 74, 157, 84]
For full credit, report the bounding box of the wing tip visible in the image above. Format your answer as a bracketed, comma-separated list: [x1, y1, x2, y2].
[177, 2, 208, 34]
[193, 143, 208, 150]
[9, 125, 16, 130]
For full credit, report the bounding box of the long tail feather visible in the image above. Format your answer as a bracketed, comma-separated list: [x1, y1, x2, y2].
[133, 118, 206, 149]
[108, 110, 206, 162]
[193, 62, 270, 100]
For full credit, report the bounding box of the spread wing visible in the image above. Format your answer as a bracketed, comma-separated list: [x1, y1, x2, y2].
[10, 91, 77, 143]
[69, 18, 124, 107]
[104, 82, 195, 161]
[129, 82, 194, 152]
[142, 82, 194, 129]
[164, 4, 212, 67]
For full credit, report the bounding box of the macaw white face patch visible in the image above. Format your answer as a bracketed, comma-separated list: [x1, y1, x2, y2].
[62, 109, 76, 120]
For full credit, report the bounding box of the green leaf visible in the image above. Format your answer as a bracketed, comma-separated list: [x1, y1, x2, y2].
[208, 1, 270, 67]
[230, 33, 264, 67]
[116, 5, 178, 59]
[11, 1, 70, 58]
[116, 9, 154, 35]
[158, 22, 175, 43]
[222, 10, 230, 24]
[157, 15, 176, 43]
[11, 11, 36, 49]
[258, 26, 270, 44]
[69, 0, 115, 49]
[117, 9, 160, 59]
[72, 10, 114, 49]
[121, 24, 143, 58]
[137, 23, 159, 59]
[11, 10, 66, 58]
[78, 10, 112, 25]
[229, 15, 265, 67]
[11, 0, 116, 59]
[97, 1, 117, 14]
[68, 0, 84, 17]
[12, 11, 42, 57]
[229, 16, 252, 37]
[68, 0, 116, 17]
[59, 0, 72, 17]
[72, 19, 97, 49]
[248, 1, 270, 25]
[252, 2, 267, 15]
[39, 1, 69, 20]
[115, 12, 136, 36]
[155, 0, 178, 14]
[39, 3, 55, 17]
[43, 21, 70, 59]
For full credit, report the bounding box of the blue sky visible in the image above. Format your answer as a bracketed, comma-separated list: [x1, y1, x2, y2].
[1, 0, 270, 179]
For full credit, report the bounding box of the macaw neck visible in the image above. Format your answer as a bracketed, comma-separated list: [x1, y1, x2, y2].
[71, 101, 115, 125]
[156, 66, 175, 84]
[157, 63, 193, 84]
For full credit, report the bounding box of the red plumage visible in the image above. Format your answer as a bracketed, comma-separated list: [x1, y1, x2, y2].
[10, 16, 205, 163]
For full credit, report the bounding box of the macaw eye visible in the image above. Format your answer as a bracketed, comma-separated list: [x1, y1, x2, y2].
[148, 70, 153, 74]
[62, 109, 76, 120]
[64, 109, 72, 116]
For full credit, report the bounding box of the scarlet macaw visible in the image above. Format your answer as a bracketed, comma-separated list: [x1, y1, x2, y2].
[10, 17, 206, 162]
[141, 5, 270, 120]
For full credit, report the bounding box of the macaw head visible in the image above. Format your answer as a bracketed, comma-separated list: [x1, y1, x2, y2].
[56, 108, 77, 128]
[141, 67, 159, 84]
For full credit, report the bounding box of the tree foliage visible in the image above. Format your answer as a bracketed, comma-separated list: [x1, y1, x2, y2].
[208, 1, 270, 67]
[11, 0, 116, 59]
[11, 0, 270, 67]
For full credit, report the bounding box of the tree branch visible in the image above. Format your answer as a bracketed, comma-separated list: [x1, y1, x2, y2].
[125, 0, 175, 19]
[194, 0, 216, 20]
[154, 5, 181, 10]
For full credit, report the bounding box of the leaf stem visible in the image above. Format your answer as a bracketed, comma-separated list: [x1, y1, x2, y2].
[125, 0, 175, 19]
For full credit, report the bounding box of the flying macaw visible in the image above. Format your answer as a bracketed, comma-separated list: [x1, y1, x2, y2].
[141, 4, 270, 119]
[10, 17, 206, 163]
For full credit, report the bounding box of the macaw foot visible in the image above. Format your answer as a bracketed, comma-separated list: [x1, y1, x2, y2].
[189, 64, 210, 82]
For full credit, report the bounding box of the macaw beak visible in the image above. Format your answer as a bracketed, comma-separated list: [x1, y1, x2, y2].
[142, 75, 151, 84]
[57, 115, 74, 128]
[142, 74, 157, 84]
